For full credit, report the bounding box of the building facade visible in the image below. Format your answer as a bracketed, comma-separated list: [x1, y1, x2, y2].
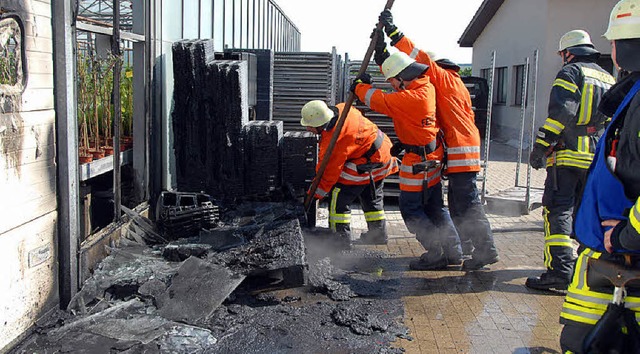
[459, 0, 617, 142]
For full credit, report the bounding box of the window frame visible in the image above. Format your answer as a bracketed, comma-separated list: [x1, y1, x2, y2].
[0, 14, 28, 95]
[494, 66, 507, 105]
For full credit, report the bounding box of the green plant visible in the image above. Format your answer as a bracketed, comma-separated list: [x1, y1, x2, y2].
[76, 42, 131, 150]
[120, 63, 133, 137]
[459, 67, 473, 77]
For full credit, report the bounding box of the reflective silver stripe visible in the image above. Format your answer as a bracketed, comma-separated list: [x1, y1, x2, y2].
[364, 88, 376, 107]
[576, 249, 598, 290]
[625, 297, 640, 309]
[410, 47, 419, 59]
[542, 118, 565, 134]
[562, 306, 603, 322]
[565, 292, 611, 307]
[427, 169, 441, 182]
[545, 234, 572, 243]
[316, 188, 328, 197]
[447, 146, 481, 154]
[581, 67, 616, 85]
[339, 173, 370, 183]
[446, 159, 480, 167]
[585, 76, 613, 90]
[400, 164, 414, 173]
[329, 215, 351, 223]
[364, 210, 385, 222]
[339, 160, 396, 182]
[399, 177, 423, 186]
[343, 162, 359, 172]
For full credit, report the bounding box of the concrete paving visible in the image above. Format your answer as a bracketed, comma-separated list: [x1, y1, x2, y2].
[318, 141, 567, 353]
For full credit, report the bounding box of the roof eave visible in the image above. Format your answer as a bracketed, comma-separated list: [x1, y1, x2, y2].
[458, 0, 506, 48]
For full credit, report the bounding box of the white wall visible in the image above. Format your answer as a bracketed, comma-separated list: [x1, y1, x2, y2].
[471, 0, 617, 144]
[0, 0, 59, 350]
[472, 0, 549, 143]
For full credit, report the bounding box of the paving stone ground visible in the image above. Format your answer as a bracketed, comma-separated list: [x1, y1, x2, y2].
[317, 141, 566, 353]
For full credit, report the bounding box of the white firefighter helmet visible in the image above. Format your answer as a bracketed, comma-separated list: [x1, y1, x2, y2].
[381, 52, 415, 80]
[381, 52, 428, 81]
[558, 30, 594, 51]
[300, 100, 334, 127]
[604, 0, 640, 40]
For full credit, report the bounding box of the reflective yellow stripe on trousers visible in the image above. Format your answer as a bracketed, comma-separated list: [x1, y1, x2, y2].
[364, 210, 385, 222]
[329, 187, 350, 231]
[542, 207, 574, 269]
[561, 248, 640, 325]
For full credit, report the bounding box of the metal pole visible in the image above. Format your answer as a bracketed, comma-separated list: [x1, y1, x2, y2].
[525, 49, 540, 214]
[133, 0, 148, 202]
[113, 0, 122, 221]
[53, 0, 80, 307]
[515, 57, 530, 187]
[481, 51, 496, 203]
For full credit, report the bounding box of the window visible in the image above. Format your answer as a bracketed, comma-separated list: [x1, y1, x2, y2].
[480, 68, 490, 82]
[513, 64, 528, 106]
[0, 15, 25, 94]
[213, 0, 224, 49]
[200, 0, 213, 39]
[183, 0, 200, 39]
[495, 66, 507, 105]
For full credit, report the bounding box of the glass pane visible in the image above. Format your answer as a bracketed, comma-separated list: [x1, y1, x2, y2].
[234, 0, 241, 48]
[162, 0, 183, 41]
[183, 0, 200, 39]
[200, 0, 213, 39]
[213, 0, 224, 49]
[246, 0, 254, 48]
[0, 17, 23, 89]
[224, 0, 233, 48]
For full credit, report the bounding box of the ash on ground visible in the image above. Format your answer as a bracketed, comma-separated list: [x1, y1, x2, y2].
[11, 202, 409, 354]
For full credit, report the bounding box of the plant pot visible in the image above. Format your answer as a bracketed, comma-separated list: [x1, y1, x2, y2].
[79, 154, 93, 164]
[89, 148, 105, 160]
[121, 136, 133, 150]
[102, 146, 115, 156]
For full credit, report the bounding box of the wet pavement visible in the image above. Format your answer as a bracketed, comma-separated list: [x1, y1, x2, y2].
[334, 141, 565, 353]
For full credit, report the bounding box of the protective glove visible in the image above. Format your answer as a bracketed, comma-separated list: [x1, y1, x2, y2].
[371, 28, 389, 66]
[349, 73, 372, 94]
[379, 9, 404, 44]
[390, 141, 404, 157]
[379, 9, 396, 36]
[529, 143, 548, 170]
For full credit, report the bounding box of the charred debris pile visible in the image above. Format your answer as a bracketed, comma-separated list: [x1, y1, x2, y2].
[14, 197, 410, 353]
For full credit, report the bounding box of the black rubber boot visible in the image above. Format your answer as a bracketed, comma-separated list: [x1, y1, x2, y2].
[333, 224, 352, 251]
[461, 240, 474, 258]
[525, 272, 569, 291]
[409, 250, 448, 271]
[462, 252, 499, 270]
[358, 229, 388, 245]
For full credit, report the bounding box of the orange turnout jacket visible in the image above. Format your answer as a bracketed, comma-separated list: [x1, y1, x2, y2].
[395, 36, 482, 174]
[354, 75, 443, 192]
[314, 103, 399, 199]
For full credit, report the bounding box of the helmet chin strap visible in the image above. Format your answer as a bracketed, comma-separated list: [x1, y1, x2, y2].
[563, 51, 577, 65]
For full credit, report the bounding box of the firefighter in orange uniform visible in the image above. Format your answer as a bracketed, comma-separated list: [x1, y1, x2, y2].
[378, 10, 499, 270]
[302, 100, 399, 249]
[351, 47, 463, 270]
